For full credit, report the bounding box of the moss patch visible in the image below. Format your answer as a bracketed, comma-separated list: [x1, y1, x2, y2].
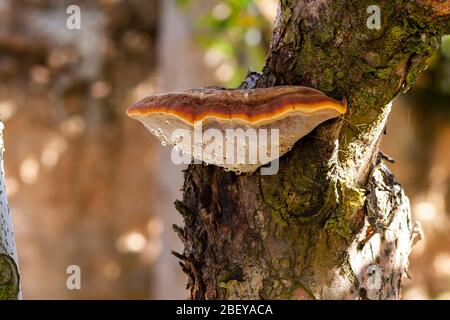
[324, 181, 366, 241]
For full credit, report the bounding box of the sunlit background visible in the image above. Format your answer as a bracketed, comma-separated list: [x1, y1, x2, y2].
[0, 0, 449, 299]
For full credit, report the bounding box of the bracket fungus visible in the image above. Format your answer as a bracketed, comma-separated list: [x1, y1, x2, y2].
[127, 86, 346, 174]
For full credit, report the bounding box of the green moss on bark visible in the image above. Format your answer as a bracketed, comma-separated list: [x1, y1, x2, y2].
[0, 254, 20, 300]
[324, 182, 366, 241]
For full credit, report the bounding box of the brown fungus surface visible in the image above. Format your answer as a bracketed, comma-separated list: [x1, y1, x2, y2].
[127, 86, 346, 173]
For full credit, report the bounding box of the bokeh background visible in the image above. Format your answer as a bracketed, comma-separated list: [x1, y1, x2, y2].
[0, 0, 448, 299]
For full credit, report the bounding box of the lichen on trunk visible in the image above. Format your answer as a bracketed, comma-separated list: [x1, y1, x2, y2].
[174, 0, 450, 299]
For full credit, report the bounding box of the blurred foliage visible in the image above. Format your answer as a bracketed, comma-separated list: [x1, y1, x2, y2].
[177, 0, 273, 87]
[411, 35, 450, 117]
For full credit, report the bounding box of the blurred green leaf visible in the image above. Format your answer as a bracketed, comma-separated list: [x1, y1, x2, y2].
[175, 0, 190, 7]
[178, 0, 273, 86]
[441, 35, 450, 59]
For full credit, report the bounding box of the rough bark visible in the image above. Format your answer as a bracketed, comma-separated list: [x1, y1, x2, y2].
[0, 121, 20, 299]
[174, 0, 450, 299]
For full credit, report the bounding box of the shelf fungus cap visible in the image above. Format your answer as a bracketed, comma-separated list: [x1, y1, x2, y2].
[127, 86, 346, 174]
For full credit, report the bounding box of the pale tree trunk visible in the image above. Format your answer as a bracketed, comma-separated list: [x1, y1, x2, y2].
[173, 0, 449, 299]
[0, 121, 20, 299]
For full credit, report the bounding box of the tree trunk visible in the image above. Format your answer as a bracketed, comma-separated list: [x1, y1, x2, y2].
[174, 0, 449, 300]
[0, 121, 20, 299]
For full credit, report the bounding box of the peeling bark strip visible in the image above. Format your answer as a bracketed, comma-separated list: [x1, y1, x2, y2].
[0, 121, 20, 299]
[175, 1, 450, 299]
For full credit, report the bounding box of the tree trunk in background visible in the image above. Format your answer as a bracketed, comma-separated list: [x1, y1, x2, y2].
[175, 0, 450, 299]
[152, 0, 217, 299]
[0, 121, 20, 299]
